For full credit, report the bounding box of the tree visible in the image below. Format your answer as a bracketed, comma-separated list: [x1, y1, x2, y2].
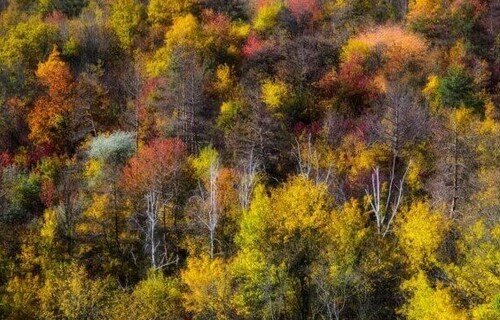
[147, 13, 203, 77]
[252, 0, 283, 33]
[165, 49, 206, 152]
[182, 255, 235, 319]
[407, 0, 449, 37]
[232, 183, 287, 319]
[429, 107, 478, 218]
[88, 131, 135, 166]
[110, 0, 145, 50]
[260, 79, 289, 111]
[0, 16, 58, 71]
[38, 0, 88, 17]
[396, 201, 449, 270]
[122, 138, 188, 268]
[75, 64, 118, 137]
[286, 0, 321, 26]
[438, 66, 483, 111]
[337, 25, 429, 113]
[147, 0, 197, 26]
[117, 270, 183, 320]
[447, 220, 500, 318]
[84, 132, 135, 263]
[0, 165, 41, 222]
[262, 176, 331, 318]
[38, 263, 116, 319]
[188, 146, 221, 258]
[28, 47, 76, 153]
[400, 271, 467, 320]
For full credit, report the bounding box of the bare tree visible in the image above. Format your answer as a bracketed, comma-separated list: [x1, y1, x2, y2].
[238, 148, 260, 210]
[379, 82, 428, 155]
[312, 265, 348, 320]
[163, 48, 206, 153]
[189, 150, 221, 258]
[133, 189, 177, 270]
[364, 82, 427, 234]
[226, 82, 291, 178]
[293, 133, 334, 186]
[366, 163, 410, 237]
[139, 190, 177, 270]
[118, 61, 143, 151]
[429, 113, 476, 219]
[207, 158, 220, 259]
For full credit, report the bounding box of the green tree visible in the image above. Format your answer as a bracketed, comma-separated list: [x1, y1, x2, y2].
[110, 0, 145, 50]
[147, 0, 197, 26]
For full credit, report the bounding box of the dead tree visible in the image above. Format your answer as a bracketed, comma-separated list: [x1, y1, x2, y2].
[167, 48, 206, 153]
[293, 133, 334, 187]
[366, 82, 427, 233]
[138, 190, 176, 270]
[238, 148, 260, 210]
[366, 163, 410, 237]
[190, 152, 221, 258]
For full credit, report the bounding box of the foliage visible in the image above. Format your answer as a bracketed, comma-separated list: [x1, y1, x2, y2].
[396, 202, 448, 269]
[122, 138, 187, 196]
[182, 255, 235, 319]
[147, 0, 197, 26]
[0, 1, 498, 319]
[147, 13, 202, 76]
[38, 0, 88, 17]
[28, 47, 75, 151]
[438, 66, 483, 110]
[110, 0, 145, 50]
[400, 271, 468, 320]
[261, 79, 289, 111]
[125, 270, 183, 320]
[0, 16, 58, 70]
[88, 131, 135, 166]
[253, 0, 283, 32]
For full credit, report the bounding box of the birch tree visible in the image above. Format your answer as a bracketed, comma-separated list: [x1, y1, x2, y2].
[190, 146, 221, 259]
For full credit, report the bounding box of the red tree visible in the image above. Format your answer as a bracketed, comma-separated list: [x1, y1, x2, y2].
[287, 0, 321, 24]
[122, 138, 187, 197]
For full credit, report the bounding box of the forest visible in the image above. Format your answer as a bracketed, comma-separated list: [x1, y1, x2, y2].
[0, 0, 499, 319]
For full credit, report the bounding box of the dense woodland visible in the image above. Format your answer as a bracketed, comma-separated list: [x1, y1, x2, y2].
[0, 0, 499, 319]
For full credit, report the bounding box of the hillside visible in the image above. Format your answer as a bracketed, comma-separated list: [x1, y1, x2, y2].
[0, 1, 499, 319]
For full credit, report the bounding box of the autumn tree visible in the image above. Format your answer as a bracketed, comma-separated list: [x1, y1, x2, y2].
[238, 176, 332, 318]
[182, 255, 236, 319]
[38, 0, 88, 17]
[336, 26, 429, 114]
[187, 146, 221, 258]
[83, 131, 135, 272]
[147, 0, 198, 26]
[28, 47, 77, 154]
[122, 138, 188, 269]
[112, 270, 183, 319]
[110, 0, 145, 50]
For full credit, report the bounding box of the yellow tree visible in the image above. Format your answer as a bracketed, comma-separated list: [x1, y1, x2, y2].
[231, 183, 287, 319]
[181, 255, 235, 319]
[236, 176, 332, 318]
[447, 221, 500, 319]
[147, 0, 197, 26]
[400, 271, 467, 320]
[147, 13, 203, 77]
[396, 201, 449, 271]
[313, 199, 371, 320]
[253, 0, 284, 33]
[112, 270, 183, 320]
